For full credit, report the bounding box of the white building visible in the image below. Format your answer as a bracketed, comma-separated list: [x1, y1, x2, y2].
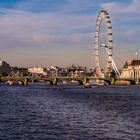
[120, 59, 140, 79]
[28, 66, 47, 75]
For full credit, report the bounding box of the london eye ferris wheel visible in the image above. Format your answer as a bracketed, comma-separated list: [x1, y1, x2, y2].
[94, 10, 113, 77]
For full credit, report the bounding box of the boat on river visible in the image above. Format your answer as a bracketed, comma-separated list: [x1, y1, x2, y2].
[84, 83, 94, 88]
[5, 80, 22, 85]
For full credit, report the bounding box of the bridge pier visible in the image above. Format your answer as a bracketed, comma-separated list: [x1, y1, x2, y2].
[111, 78, 115, 85]
[136, 79, 139, 85]
[49, 81, 53, 85]
[79, 81, 83, 85]
[53, 77, 57, 85]
[23, 78, 28, 86]
[83, 77, 88, 85]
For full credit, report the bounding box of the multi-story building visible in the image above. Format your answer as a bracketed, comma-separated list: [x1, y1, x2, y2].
[120, 59, 140, 79]
[28, 66, 47, 76]
[63, 65, 87, 77]
[0, 59, 11, 75]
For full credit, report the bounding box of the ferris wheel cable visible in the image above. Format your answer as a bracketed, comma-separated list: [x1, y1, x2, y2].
[100, 43, 124, 64]
[106, 48, 120, 77]
[111, 58, 121, 77]
[112, 63, 119, 77]
[113, 49, 126, 63]
[112, 61, 120, 77]
[113, 50, 125, 60]
[113, 53, 124, 65]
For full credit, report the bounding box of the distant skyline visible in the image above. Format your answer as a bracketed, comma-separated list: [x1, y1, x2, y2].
[0, 0, 140, 68]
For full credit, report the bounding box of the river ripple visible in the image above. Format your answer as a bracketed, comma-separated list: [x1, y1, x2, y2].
[0, 84, 140, 140]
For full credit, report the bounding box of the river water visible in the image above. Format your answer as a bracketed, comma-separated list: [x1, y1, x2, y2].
[0, 84, 140, 140]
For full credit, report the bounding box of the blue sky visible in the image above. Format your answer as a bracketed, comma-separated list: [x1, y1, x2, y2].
[0, 0, 139, 68]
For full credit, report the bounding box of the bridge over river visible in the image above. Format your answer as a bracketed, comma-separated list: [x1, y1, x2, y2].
[0, 76, 140, 86]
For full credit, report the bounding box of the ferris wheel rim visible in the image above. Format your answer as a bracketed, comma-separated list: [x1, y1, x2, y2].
[94, 10, 113, 77]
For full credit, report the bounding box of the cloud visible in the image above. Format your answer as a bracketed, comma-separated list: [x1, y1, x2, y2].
[101, 0, 140, 13]
[0, 6, 94, 67]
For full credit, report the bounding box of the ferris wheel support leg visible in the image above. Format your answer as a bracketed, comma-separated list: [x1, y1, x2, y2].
[111, 58, 120, 77]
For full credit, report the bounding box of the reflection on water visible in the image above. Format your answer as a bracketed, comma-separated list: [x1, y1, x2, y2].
[0, 84, 140, 140]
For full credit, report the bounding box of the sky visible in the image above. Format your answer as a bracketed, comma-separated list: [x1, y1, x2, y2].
[0, 0, 139, 69]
